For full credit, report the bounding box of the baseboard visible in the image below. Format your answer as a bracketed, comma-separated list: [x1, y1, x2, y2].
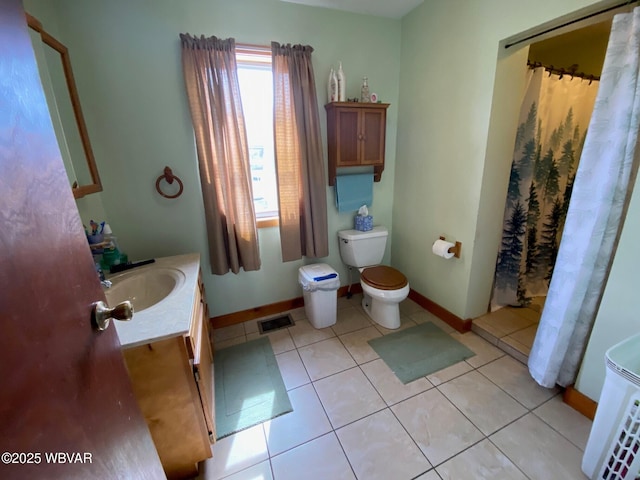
[209, 284, 466, 334]
[408, 289, 472, 333]
[210, 284, 363, 329]
[563, 385, 598, 420]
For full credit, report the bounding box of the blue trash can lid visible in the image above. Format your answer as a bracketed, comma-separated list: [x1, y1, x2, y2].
[299, 263, 339, 285]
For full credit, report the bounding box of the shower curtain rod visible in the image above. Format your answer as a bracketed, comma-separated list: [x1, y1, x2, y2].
[505, 0, 635, 49]
[527, 61, 600, 83]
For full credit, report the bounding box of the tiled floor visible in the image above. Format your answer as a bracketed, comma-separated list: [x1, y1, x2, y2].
[472, 297, 545, 363]
[200, 295, 591, 480]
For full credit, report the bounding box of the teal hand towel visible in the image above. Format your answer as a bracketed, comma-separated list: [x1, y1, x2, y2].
[335, 173, 373, 213]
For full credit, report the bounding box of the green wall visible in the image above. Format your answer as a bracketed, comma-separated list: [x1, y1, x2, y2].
[25, 0, 402, 316]
[394, 0, 639, 401]
[394, 0, 613, 321]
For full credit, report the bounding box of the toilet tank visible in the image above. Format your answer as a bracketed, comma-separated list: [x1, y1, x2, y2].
[338, 226, 388, 267]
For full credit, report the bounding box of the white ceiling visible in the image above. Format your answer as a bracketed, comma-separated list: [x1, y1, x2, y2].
[280, 0, 424, 19]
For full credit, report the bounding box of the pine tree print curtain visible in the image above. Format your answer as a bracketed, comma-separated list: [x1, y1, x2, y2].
[491, 68, 598, 310]
[530, 9, 640, 388]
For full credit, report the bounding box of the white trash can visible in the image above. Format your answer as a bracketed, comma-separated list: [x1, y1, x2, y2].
[582, 332, 640, 480]
[298, 263, 340, 329]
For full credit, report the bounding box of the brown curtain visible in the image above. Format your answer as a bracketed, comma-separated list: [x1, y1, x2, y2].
[180, 34, 260, 274]
[271, 42, 328, 262]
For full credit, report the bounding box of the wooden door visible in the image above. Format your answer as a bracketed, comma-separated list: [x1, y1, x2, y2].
[0, 1, 165, 478]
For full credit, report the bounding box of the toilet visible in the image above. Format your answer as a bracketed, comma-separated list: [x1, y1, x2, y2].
[338, 226, 409, 329]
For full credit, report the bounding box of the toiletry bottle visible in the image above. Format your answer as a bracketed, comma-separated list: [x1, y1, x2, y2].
[328, 67, 338, 102]
[337, 62, 346, 101]
[360, 76, 370, 103]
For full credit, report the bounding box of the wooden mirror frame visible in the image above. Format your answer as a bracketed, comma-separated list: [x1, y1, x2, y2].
[26, 13, 102, 199]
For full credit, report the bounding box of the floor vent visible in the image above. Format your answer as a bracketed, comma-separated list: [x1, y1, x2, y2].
[258, 314, 294, 334]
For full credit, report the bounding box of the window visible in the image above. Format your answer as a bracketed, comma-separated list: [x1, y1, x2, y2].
[236, 46, 278, 224]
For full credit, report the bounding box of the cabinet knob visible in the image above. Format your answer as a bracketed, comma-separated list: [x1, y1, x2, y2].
[92, 300, 134, 331]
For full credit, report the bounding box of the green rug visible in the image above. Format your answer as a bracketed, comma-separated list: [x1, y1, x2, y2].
[214, 337, 292, 439]
[368, 322, 475, 384]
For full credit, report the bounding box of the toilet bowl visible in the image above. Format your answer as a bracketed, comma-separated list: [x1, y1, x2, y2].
[337, 227, 410, 330]
[360, 265, 409, 329]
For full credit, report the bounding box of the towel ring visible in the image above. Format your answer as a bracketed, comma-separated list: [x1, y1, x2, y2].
[155, 166, 184, 199]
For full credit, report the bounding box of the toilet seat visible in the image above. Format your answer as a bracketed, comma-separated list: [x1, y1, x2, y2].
[361, 266, 408, 290]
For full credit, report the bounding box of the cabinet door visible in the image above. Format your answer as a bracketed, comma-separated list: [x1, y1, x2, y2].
[335, 108, 360, 166]
[361, 109, 386, 165]
[193, 294, 215, 442]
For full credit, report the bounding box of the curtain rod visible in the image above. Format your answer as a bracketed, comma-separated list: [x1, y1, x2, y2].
[505, 0, 634, 49]
[527, 61, 600, 83]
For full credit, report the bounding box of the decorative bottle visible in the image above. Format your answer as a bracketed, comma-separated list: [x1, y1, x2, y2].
[328, 67, 338, 103]
[360, 76, 370, 103]
[337, 62, 346, 101]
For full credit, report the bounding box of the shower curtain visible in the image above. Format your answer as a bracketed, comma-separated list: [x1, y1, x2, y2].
[530, 8, 640, 388]
[491, 67, 598, 310]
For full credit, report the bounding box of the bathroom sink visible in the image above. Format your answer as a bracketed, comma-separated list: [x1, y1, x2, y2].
[105, 267, 186, 312]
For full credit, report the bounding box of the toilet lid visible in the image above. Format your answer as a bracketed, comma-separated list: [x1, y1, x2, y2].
[361, 266, 408, 290]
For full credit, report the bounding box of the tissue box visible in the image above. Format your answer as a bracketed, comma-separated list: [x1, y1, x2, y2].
[355, 215, 373, 231]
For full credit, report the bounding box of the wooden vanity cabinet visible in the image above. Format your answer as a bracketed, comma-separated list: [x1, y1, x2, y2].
[325, 102, 389, 186]
[122, 275, 214, 480]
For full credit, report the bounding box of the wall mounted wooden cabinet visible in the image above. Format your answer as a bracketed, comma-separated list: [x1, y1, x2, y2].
[325, 102, 389, 186]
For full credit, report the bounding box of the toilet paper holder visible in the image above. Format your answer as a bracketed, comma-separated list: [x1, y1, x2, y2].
[439, 236, 462, 258]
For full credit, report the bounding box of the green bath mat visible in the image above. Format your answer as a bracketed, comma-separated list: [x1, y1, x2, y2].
[368, 322, 475, 384]
[214, 337, 292, 439]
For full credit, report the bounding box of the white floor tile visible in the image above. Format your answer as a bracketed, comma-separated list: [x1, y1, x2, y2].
[490, 413, 587, 480]
[410, 311, 456, 334]
[436, 439, 527, 480]
[478, 355, 557, 409]
[288, 319, 335, 348]
[338, 326, 382, 364]
[337, 294, 363, 311]
[332, 306, 372, 336]
[247, 328, 296, 355]
[206, 306, 591, 480]
[374, 315, 417, 335]
[298, 337, 356, 381]
[275, 350, 310, 391]
[427, 360, 473, 387]
[288, 307, 307, 321]
[533, 394, 593, 451]
[215, 335, 247, 350]
[314, 367, 386, 429]
[438, 371, 527, 435]
[414, 471, 441, 480]
[271, 433, 355, 480]
[337, 409, 431, 480]
[214, 323, 246, 343]
[361, 358, 433, 406]
[392, 389, 484, 466]
[449, 331, 504, 368]
[399, 298, 424, 316]
[243, 319, 261, 335]
[263, 384, 332, 456]
[200, 424, 268, 480]
[211, 460, 273, 480]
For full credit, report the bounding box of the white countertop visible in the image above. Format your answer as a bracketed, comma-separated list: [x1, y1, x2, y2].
[111, 253, 201, 349]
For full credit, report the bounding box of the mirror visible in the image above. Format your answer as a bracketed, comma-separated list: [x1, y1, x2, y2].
[26, 13, 102, 199]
